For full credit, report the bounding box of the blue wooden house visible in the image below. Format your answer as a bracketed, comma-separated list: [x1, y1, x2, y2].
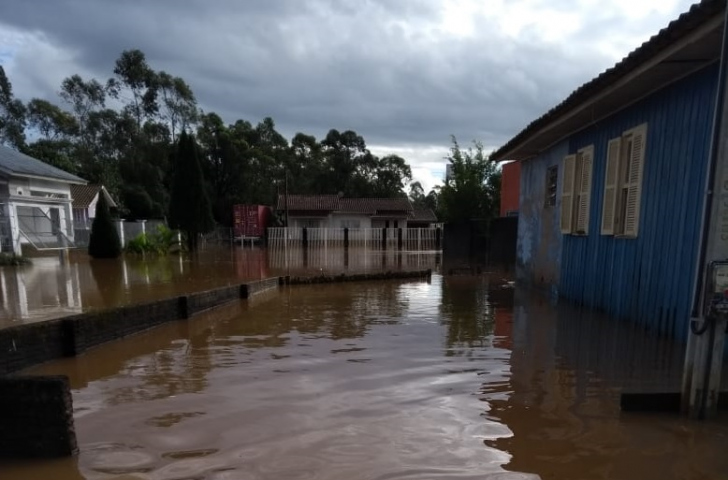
[492, 0, 726, 340]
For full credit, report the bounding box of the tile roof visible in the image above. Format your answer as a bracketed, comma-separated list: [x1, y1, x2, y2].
[339, 197, 413, 214]
[0, 144, 85, 183]
[71, 184, 117, 209]
[492, 0, 725, 161]
[276, 194, 341, 211]
[276, 195, 413, 214]
[409, 209, 438, 223]
[71, 185, 101, 209]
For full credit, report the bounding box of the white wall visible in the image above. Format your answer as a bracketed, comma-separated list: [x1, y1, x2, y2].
[9, 177, 72, 198]
[328, 213, 371, 229]
[371, 217, 408, 229]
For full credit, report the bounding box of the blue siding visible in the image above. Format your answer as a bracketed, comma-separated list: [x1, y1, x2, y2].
[560, 63, 719, 340]
[517, 142, 567, 290]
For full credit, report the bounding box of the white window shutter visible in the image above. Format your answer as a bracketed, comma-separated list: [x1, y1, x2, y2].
[601, 138, 622, 235]
[575, 146, 594, 234]
[624, 123, 647, 237]
[560, 154, 577, 234]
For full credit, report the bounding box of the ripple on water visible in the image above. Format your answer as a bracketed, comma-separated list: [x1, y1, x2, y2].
[254, 451, 328, 480]
[207, 469, 261, 480]
[161, 448, 219, 460]
[85, 445, 158, 476]
[148, 456, 230, 480]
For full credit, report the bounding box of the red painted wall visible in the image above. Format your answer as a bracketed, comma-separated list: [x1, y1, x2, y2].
[500, 161, 521, 217]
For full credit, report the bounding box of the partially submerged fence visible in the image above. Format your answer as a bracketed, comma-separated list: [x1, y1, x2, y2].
[74, 220, 167, 248]
[268, 227, 442, 251]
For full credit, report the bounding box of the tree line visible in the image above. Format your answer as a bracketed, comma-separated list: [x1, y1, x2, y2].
[0, 48, 501, 226]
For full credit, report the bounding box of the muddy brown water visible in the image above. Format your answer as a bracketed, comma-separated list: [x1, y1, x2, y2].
[0, 247, 440, 328]
[1, 274, 727, 479]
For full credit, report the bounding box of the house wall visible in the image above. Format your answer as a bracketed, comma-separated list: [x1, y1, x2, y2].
[8, 178, 71, 198]
[559, 63, 719, 339]
[500, 161, 521, 217]
[517, 141, 568, 290]
[329, 213, 372, 229]
[290, 216, 328, 228]
[371, 218, 408, 229]
[5, 178, 75, 252]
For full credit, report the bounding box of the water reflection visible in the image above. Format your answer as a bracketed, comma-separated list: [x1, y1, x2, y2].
[0, 247, 441, 327]
[0, 257, 83, 324]
[486, 290, 728, 480]
[267, 246, 440, 276]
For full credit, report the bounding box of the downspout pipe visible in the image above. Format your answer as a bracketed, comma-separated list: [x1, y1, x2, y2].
[691, 4, 728, 321]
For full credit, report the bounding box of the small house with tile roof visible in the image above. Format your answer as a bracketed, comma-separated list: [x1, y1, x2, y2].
[408, 208, 439, 228]
[0, 144, 86, 253]
[71, 184, 118, 229]
[276, 194, 415, 229]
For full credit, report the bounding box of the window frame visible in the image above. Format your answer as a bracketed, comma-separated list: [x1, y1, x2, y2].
[600, 123, 647, 238]
[560, 144, 594, 236]
[545, 165, 558, 208]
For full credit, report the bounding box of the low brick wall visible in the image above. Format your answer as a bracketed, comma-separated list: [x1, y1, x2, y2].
[284, 269, 432, 285]
[243, 277, 281, 298]
[0, 376, 77, 458]
[0, 320, 69, 376]
[1, 278, 283, 375]
[64, 298, 183, 356]
[186, 285, 243, 317]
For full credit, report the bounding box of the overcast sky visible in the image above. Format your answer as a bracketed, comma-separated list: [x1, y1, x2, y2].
[0, 0, 698, 191]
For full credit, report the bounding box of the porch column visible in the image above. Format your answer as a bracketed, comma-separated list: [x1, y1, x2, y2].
[63, 202, 74, 241]
[8, 203, 20, 255]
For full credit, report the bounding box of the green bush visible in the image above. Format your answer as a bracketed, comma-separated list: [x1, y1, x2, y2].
[88, 192, 122, 259]
[125, 224, 181, 255]
[0, 253, 31, 266]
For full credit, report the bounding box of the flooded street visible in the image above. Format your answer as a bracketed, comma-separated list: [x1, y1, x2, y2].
[2, 274, 728, 479]
[0, 246, 439, 328]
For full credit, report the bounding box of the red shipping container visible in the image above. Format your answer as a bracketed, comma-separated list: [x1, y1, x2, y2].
[500, 161, 521, 217]
[233, 204, 271, 237]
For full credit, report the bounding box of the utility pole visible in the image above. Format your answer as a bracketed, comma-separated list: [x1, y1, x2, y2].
[682, 5, 728, 419]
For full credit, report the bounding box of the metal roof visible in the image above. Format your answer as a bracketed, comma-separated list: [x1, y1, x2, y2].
[0, 144, 86, 184]
[492, 0, 726, 161]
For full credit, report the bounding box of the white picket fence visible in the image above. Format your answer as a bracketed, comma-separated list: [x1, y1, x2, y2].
[267, 227, 441, 251]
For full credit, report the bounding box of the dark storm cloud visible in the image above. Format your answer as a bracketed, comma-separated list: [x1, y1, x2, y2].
[0, 0, 696, 156]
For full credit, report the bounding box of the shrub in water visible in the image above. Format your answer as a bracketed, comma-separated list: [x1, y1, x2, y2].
[125, 225, 181, 255]
[88, 191, 122, 259]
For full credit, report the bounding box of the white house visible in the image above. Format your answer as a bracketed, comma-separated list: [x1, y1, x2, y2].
[70, 184, 117, 229]
[0, 145, 86, 254]
[276, 194, 415, 229]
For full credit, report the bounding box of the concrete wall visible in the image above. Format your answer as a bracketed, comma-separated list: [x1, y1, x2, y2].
[517, 140, 567, 290]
